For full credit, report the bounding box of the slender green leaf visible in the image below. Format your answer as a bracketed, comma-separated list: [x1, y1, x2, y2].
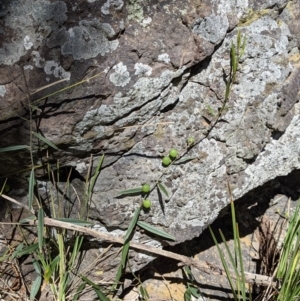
[69, 236, 84, 269]
[73, 283, 86, 301]
[81, 275, 110, 301]
[124, 207, 141, 242]
[158, 182, 169, 197]
[187, 285, 201, 298]
[121, 241, 130, 269]
[11, 243, 24, 260]
[140, 285, 149, 300]
[225, 81, 231, 100]
[118, 187, 143, 196]
[12, 243, 39, 258]
[183, 266, 194, 281]
[30, 275, 42, 301]
[231, 42, 237, 75]
[209, 226, 238, 300]
[94, 288, 111, 301]
[87, 154, 104, 198]
[113, 263, 123, 291]
[38, 208, 44, 252]
[219, 229, 240, 279]
[0, 145, 29, 153]
[240, 36, 247, 58]
[137, 221, 176, 241]
[53, 217, 93, 227]
[113, 207, 141, 290]
[50, 255, 61, 272]
[33, 259, 42, 275]
[236, 223, 247, 300]
[28, 168, 35, 212]
[32, 131, 59, 150]
[237, 30, 241, 48]
[184, 288, 192, 301]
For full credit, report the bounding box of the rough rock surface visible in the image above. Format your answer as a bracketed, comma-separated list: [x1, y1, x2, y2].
[0, 0, 300, 278]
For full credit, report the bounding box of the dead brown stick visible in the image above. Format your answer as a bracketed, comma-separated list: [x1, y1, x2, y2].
[28, 216, 277, 288]
[1, 194, 277, 288]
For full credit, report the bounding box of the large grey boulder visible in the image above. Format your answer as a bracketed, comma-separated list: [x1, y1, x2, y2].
[0, 0, 299, 278]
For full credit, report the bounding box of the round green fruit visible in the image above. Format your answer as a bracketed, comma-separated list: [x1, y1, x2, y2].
[162, 156, 171, 167]
[142, 184, 150, 193]
[142, 199, 151, 209]
[169, 148, 178, 159]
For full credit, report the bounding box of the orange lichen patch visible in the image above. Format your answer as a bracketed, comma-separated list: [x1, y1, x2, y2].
[142, 275, 186, 301]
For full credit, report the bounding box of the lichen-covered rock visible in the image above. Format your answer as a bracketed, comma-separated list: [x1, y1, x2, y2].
[0, 0, 300, 278]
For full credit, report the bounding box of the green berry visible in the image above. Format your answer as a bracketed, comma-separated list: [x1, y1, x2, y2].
[187, 137, 195, 146]
[162, 156, 171, 167]
[169, 148, 178, 160]
[142, 199, 151, 209]
[142, 184, 150, 193]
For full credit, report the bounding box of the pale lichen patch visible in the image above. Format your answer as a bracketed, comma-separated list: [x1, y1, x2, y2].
[23, 35, 33, 50]
[158, 53, 170, 64]
[0, 85, 6, 97]
[134, 63, 152, 76]
[101, 0, 124, 15]
[109, 62, 131, 87]
[44, 60, 70, 80]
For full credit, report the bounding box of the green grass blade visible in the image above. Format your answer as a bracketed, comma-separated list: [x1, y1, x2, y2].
[187, 285, 201, 298]
[13, 242, 39, 258]
[32, 131, 59, 150]
[219, 229, 241, 279]
[121, 241, 130, 268]
[240, 36, 247, 58]
[236, 223, 247, 300]
[38, 208, 44, 252]
[137, 221, 176, 241]
[0, 145, 29, 153]
[225, 81, 231, 100]
[158, 182, 169, 197]
[113, 207, 141, 290]
[28, 168, 35, 212]
[183, 266, 194, 281]
[209, 226, 239, 300]
[69, 236, 84, 269]
[237, 30, 241, 48]
[73, 283, 86, 301]
[49, 255, 60, 273]
[276, 201, 300, 301]
[81, 275, 111, 301]
[231, 42, 237, 76]
[113, 263, 123, 291]
[140, 285, 150, 300]
[124, 207, 141, 242]
[118, 187, 143, 196]
[87, 154, 104, 198]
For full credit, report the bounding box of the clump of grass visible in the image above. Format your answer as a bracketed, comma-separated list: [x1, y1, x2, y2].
[274, 200, 300, 301]
[209, 182, 249, 301]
